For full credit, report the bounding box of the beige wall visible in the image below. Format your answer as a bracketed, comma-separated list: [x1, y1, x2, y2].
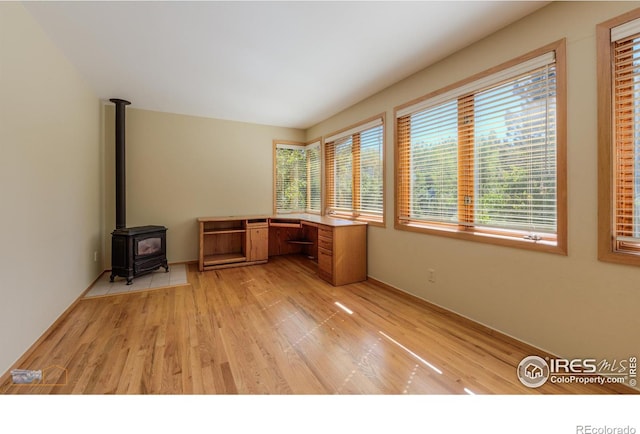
[0, 3, 102, 374]
[307, 1, 640, 366]
[102, 107, 304, 265]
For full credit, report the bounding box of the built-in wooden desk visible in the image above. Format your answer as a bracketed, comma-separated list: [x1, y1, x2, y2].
[198, 214, 367, 286]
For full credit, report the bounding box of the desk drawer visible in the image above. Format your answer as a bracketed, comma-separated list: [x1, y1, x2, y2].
[318, 236, 333, 252]
[318, 248, 333, 274]
[318, 225, 333, 240]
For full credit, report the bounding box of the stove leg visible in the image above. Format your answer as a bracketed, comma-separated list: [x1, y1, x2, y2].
[109, 274, 115, 282]
[126, 278, 133, 285]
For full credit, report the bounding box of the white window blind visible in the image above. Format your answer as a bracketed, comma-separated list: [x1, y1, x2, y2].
[275, 144, 307, 213]
[307, 141, 321, 213]
[405, 100, 459, 223]
[397, 50, 558, 242]
[334, 137, 353, 211]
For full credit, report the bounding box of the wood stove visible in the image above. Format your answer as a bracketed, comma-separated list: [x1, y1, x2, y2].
[109, 98, 168, 285]
[110, 225, 168, 285]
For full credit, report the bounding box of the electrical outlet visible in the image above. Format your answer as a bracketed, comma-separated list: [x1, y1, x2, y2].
[93, 251, 98, 262]
[428, 268, 436, 283]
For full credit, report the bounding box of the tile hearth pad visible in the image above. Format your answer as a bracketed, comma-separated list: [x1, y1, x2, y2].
[84, 263, 187, 298]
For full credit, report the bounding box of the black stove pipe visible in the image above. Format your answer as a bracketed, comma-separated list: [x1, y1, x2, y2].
[110, 98, 131, 230]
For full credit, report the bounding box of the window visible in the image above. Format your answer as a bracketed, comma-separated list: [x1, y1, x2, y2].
[598, 9, 640, 265]
[274, 140, 321, 214]
[395, 40, 566, 254]
[324, 115, 385, 224]
[307, 142, 321, 212]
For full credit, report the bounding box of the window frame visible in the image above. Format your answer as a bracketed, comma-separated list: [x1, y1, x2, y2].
[597, 8, 640, 266]
[272, 138, 322, 215]
[323, 113, 386, 227]
[394, 40, 567, 254]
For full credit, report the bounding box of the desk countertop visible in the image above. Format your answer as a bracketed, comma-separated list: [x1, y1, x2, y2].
[198, 213, 367, 227]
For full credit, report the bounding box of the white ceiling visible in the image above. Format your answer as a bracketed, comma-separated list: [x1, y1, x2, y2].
[24, 1, 550, 129]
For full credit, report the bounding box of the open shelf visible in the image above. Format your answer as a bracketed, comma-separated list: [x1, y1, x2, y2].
[203, 253, 247, 266]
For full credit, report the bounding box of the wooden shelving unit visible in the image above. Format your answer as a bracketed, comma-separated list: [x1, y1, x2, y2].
[198, 217, 268, 271]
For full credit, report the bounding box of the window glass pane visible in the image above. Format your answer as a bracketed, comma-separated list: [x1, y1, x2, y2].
[334, 138, 353, 210]
[276, 147, 306, 212]
[474, 65, 557, 233]
[359, 125, 384, 216]
[307, 144, 321, 213]
[409, 100, 458, 222]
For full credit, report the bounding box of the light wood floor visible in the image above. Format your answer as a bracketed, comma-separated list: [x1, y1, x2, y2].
[0, 255, 634, 394]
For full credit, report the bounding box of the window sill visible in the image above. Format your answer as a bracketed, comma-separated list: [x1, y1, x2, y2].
[395, 221, 566, 255]
[327, 213, 385, 228]
[598, 249, 640, 267]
